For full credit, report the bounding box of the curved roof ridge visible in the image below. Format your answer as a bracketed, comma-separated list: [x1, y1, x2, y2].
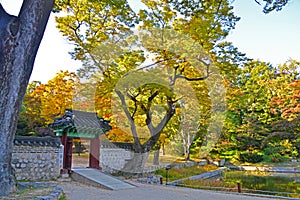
[49, 109, 112, 135]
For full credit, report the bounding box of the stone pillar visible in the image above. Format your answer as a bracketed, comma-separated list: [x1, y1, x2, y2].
[89, 133, 100, 169]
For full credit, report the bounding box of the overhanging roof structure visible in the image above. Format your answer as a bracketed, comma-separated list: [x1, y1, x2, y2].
[49, 109, 112, 139]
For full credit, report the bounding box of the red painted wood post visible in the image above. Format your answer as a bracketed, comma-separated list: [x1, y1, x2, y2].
[89, 133, 100, 169]
[66, 137, 73, 173]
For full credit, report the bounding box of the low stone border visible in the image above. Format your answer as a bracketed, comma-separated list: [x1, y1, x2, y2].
[17, 182, 63, 200]
[168, 160, 208, 169]
[228, 166, 300, 173]
[137, 175, 163, 184]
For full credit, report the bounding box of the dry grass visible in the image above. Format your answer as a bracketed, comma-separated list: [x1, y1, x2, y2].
[146, 154, 183, 166]
[2, 187, 53, 200]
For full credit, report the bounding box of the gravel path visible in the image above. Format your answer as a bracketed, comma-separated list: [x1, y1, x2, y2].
[58, 181, 277, 200]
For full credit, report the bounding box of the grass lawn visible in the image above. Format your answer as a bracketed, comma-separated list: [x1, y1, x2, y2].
[155, 164, 218, 182]
[146, 154, 183, 166]
[146, 153, 207, 166]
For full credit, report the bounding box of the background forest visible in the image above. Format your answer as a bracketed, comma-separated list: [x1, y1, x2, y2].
[17, 0, 300, 164]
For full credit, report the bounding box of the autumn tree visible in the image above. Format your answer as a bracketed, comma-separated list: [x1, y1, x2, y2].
[16, 71, 78, 136]
[270, 60, 300, 121]
[267, 60, 300, 157]
[38, 71, 78, 123]
[16, 81, 45, 135]
[136, 0, 238, 162]
[229, 61, 279, 156]
[220, 60, 299, 162]
[54, 0, 239, 173]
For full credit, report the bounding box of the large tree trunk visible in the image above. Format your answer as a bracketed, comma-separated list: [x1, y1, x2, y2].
[153, 148, 160, 165]
[0, 1, 53, 196]
[122, 152, 149, 173]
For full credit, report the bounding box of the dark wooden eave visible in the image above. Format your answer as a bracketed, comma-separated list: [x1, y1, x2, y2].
[49, 109, 112, 139]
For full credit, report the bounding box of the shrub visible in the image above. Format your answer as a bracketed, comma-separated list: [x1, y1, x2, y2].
[270, 153, 284, 163]
[239, 152, 263, 163]
[263, 146, 282, 155]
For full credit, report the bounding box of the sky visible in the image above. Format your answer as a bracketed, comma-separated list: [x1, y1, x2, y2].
[1, 0, 300, 83]
[226, 0, 300, 64]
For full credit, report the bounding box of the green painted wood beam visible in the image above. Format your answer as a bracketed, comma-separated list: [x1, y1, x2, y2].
[56, 132, 98, 139]
[51, 125, 106, 139]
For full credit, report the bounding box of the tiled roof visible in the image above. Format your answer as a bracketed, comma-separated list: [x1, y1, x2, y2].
[14, 136, 61, 147]
[73, 110, 105, 128]
[49, 109, 112, 135]
[49, 109, 74, 127]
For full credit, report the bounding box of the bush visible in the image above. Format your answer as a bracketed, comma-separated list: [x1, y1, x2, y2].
[270, 153, 284, 163]
[239, 152, 263, 163]
[263, 146, 282, 155]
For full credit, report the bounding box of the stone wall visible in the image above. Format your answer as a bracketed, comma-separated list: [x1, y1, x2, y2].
[100, 142, 133, 173]
[12, 136, 63, 181]
[100, 142, 170, 174]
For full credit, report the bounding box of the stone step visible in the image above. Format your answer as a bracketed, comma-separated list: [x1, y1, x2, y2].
[71, 168, 135, 190]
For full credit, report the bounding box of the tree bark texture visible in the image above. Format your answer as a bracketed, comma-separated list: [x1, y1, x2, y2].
[116, 90, 175, 173]
[153, 149, 160, 165]
[121, 152, 150, 173]
[181, 129, 193, 161]
[0, 0, 54, 196]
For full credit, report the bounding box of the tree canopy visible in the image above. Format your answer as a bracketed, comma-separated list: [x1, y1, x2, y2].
[255, 0, 289, 13]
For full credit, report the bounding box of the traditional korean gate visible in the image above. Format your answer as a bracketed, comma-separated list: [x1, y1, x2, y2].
[49, 109, 111, 173]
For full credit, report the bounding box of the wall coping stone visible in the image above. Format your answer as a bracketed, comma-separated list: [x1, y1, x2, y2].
[14, 136, 61, 148]
[101, 141, 134, 150]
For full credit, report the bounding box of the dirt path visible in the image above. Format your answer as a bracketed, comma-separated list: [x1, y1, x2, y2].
[58, 181, 275, 200]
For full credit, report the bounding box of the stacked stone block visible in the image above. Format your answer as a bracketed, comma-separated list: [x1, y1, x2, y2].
[100, 148, 133, 173]
[12, 136, 63, 181]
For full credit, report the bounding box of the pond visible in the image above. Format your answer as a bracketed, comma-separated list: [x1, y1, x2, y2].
[182, 170, 300, 198]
